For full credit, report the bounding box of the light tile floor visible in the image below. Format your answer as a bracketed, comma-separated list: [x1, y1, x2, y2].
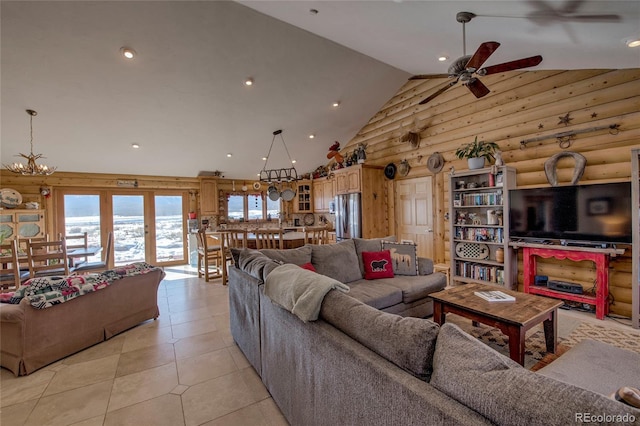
[0, 267, 289, 426]
[1, 266, 635, 426]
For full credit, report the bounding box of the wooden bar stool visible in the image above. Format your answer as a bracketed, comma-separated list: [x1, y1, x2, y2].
[196, 231, 224, 282]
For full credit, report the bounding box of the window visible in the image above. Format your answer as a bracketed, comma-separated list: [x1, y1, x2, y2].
[63, 194, 101, 262]
[267, 196, 280, 219]
[225, 193, 279, 221]
[227, 195, 245, 220]
[248, 194, 263, 220]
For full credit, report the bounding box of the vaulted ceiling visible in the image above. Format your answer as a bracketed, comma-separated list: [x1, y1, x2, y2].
[2, 1, 638, 179]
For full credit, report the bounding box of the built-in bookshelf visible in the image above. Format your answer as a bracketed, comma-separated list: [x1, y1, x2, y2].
[449, 166, 516, 288]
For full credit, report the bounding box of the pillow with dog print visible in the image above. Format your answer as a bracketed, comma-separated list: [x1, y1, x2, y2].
[362, 250, 394, 280]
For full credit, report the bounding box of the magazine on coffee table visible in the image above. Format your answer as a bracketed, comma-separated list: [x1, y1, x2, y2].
[474, 290, 516, 302]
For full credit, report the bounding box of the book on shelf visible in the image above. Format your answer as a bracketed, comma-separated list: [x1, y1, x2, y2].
[474, 290, 515, 302]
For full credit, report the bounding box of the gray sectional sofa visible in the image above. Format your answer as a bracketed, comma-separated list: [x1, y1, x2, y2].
[229, 239, 640, 425]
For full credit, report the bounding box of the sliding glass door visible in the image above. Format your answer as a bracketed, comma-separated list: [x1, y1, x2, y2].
[154, 195, 185, 263]
[112, 194, 146, 265]
[57, 190, 188, 267]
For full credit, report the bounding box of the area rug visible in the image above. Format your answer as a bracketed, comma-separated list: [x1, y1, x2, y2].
[447, 314, 640, 370]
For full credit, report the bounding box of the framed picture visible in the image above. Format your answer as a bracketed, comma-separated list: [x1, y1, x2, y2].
[587, 197, 611, 216]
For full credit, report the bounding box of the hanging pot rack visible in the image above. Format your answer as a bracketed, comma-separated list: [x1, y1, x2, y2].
[259, 129, 299, 183]
[520, 123, 620, 149]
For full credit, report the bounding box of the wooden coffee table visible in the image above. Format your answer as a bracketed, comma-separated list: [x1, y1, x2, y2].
[430, 283, 563, 366]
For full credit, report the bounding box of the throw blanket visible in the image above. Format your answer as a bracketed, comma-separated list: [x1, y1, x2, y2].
[0, 262, 160, 309]
[265, 263, 349, 322]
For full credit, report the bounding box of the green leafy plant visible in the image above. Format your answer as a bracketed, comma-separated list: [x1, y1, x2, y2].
[455, 137, 499, 162]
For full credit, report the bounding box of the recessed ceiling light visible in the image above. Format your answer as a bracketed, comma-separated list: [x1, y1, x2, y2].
[438, 56, 448, 62]
[309, 134, 315, 139]
[262, 157, 268, 161]
[244, 78, 254, 86]
[309, 8, 319, 15]
[291, 160, 297, 164]
[627, 39, 640, 48]
[120, 47, 136, 59]
[332, 101, 340, 108]
[227, 153, 232, 157]
[131, 143, 140, 149]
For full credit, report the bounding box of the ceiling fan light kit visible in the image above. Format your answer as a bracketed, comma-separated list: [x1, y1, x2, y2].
[411, 11, 543, 105]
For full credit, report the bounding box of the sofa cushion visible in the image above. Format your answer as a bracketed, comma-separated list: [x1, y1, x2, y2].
[362, 250, 394, 280]
[353, 236, 396, 277]
[260, 245, 312, 266]
[417, 257, 434, 275]
[382, 241, 418, 276]
[536, 339, 640, 397]
[377, 274, 446, 304]
[238, 249, 280, 282]
[310, 239, 362, 284]
[347, 280, 403, 309]
[431, 323, 639, 425]
[320, 289, 439, 381]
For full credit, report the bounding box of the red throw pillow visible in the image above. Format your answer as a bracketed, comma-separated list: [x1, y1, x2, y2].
[362, 250, 394, 280]
[300, 262, 317, 272]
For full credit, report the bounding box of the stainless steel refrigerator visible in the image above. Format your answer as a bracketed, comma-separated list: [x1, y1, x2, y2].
[335, 193, 362, 240]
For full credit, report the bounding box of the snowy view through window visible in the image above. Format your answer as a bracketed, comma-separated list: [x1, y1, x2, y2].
[64, 194, 184, 265]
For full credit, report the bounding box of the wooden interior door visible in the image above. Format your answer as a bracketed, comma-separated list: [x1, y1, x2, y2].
[395, 176, 434, 259]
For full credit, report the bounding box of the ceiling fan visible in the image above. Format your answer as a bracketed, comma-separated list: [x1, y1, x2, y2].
[525, 0, 621, 25]
[410, 12, 543, 105]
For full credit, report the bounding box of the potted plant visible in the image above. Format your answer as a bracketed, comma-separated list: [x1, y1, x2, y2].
[455, 137, 499, 170]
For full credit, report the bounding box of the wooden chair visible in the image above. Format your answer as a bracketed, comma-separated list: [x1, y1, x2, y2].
[73, 232, 112, 274]
[220, 229, 247, 284]
[304, 226, 328, 245]
[254, 228, 283, 250]
[27, 240, 70, 278]
[62, 232, 89, 265]
[0, 240, 30, 292]
[196, 231, 224, 282]
[16, 236, 50, 274]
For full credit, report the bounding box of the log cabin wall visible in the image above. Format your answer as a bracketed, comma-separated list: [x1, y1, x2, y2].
[339, 68, 640, 317]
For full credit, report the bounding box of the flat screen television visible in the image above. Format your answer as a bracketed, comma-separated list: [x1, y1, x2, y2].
[508, 182, 632, 245]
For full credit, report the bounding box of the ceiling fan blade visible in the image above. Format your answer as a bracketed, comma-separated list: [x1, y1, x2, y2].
[465, 42, 500, 71]
[527, 0, 558, 15]
[560, 0, 583, 15]
[478, 55, 543, 76]
[418, 80, 458, 105]
[409, 74, 450, 80]
[466, 78, 490, 99]
[564, 14, 621, 22]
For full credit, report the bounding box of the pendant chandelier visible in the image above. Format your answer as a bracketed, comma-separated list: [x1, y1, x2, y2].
[259, 129, 299, 183]
[4, 109, 56, 176]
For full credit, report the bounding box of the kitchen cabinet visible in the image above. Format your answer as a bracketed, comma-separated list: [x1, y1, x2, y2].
[0, 209, 46, 240]
[335, 167, 361, 194]
[313, 177, 335, 212]
[200, 178, 219, 216]
[294, 180, 313, 213]
[449, 166, 516, 288]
